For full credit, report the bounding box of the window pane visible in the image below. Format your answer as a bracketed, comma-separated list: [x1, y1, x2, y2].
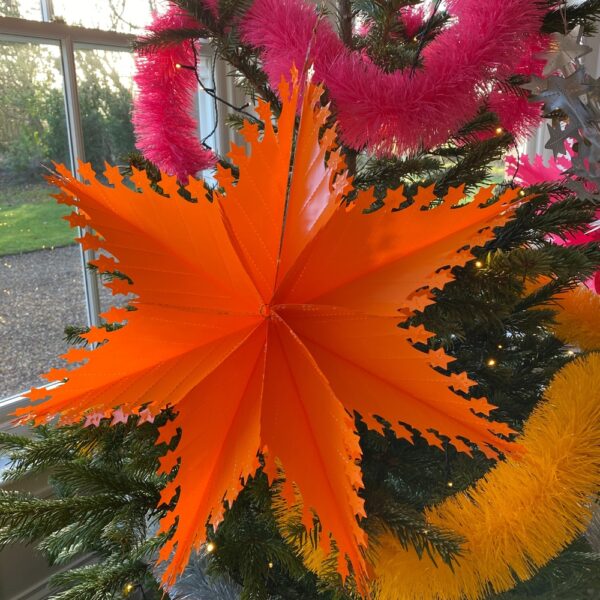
[52, 0, 163, 34]
[197, 52, 219, 155]
[74, 45, 137, 313]
[0, 39, 88, 398]
[74, 46, 136, 170]
[0, 0, 42, 20]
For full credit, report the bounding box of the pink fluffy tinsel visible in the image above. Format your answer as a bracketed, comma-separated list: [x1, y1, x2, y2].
[505, 152, 570, 188]
[133, 4, 216, 182]
[487, 34, 549, 140]
[506, 150, 600, 293]
[399, 6, 425, 40]
[241, 0, 549, 155]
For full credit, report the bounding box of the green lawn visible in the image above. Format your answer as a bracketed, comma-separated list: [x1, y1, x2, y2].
[0, 183, 75, 255]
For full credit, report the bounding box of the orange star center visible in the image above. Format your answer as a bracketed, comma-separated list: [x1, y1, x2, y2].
[259, 303, 272, 318]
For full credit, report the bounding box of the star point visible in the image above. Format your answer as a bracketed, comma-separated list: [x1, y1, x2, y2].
[130, 167, 150, 190]
[101, 306, 130, 324]
[63, 211, 89, 228]
[105, 278, 133, 296]
[404, 290, 435, 312]
[138, 408, 155, 424]
[75, 233, 103, 252]
[60, 347, 90, 363]
[407, 325, 435, 345]
[111, 408, 129, 425]
[103, 163, 123, 186]
[82, 327, 109, 345]
[24, 386, 51, 402]
[449, 372, 477, 394]
[91, 254, 119, 273]
[428, 348, 454, 370]
[541, 32, 592, 76]
[77, 161, 96, 182]
[415, 183, 437, 206]
[41, 367, 69, 382]
[84, 412, 103, 427]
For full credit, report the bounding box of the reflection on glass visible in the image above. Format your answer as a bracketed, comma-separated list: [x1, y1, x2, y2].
[52, 0, 163, 33]
[0, 41, 87, 398]
[0, 0, 42, 20]
[74, 46, 136, 172]
[74, 46, 137, 314]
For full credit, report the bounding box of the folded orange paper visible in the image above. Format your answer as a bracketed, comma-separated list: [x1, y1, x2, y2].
[18, 73, 522, 586]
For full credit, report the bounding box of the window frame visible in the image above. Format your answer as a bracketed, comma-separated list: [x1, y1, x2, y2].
[0, 13, 136, 326]
[0, 4, 238, 417]
[0, 8, 135, 414]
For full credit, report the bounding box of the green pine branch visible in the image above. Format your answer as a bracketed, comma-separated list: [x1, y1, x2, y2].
[543, 0, 600, 36]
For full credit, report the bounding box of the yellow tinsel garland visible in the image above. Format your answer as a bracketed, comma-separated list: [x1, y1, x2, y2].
[277, 353, 600, 599]
[276, 286, 600, 598]
[373, 353, 600, 599]
[552, 285, 600, 351]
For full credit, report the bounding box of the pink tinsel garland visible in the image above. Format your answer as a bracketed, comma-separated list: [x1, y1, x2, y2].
[506, 150, 600, 293]
[133, 4, 216, 182]
[487, 33, 549, 141]
[241, 0, 549, 155]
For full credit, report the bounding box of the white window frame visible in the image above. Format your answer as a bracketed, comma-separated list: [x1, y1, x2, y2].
[0, 3, 229, 415]
[0, 11, 137, 328]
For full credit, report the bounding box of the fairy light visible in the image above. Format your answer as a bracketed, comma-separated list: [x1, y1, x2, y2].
[206, 541, 216, 553]
[123, 583, 135, 595]
[566, 349, 576, 356]
[519, 190, 526, 197]
[497, 344, 503, 349]
[447, 481, 454, 488]
[487, 358, 497, 367]
[268, 561, 274, 569]
[475, 260, 484, 268]
[495, 126, 504, 135]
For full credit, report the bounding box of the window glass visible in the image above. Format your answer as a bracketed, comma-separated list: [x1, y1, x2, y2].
[197, 52, 219, 157]
[0, 39, 87, 398]
[52, 0, 164, 34]
[74, 46, 136, 170]
[0, 0, 42, 20]
[74, 45, 137, 313]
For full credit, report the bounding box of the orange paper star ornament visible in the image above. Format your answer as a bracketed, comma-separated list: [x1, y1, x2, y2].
[63, 211, 89, 228]
[91, 254, 119, 273]
[100, 306, 130, 324]
[60, 347, 91, 364]
[18, 74, 523, 586]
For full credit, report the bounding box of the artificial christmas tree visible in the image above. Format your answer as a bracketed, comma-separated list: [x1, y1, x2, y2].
[1, 2, 600, 599]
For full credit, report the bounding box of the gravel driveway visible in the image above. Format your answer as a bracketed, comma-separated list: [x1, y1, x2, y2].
[0, 246, 112, 398]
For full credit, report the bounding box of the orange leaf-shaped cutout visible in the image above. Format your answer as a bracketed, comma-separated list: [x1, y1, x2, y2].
[19, 72, 524, 588]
